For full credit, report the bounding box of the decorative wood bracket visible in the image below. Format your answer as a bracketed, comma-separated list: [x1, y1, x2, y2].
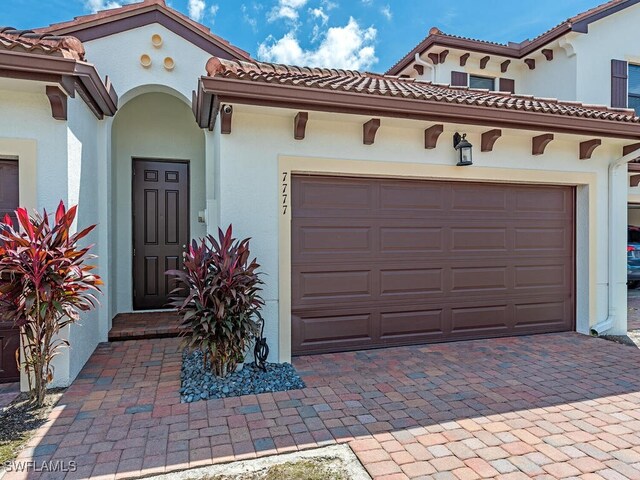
[220, 104, 232, 134]
[424, 124, 444, 149]
[439, 50, 449, 63]
[427, 52, 440, 64]
[481, 129, 502, 152]
[532, 134, 554, 156]
[480, 56, 490, 69]
[500, 60, 511, 73]
[623, 143, 640, 156]
[294, 112, 308, 140]
[579, 139, 601, 159]
[46, 85, 68, 121]
[524, 58, 536, 70]
[542, 49, 554, 61]
[363, 118, 381, 145]
[631, 175, 640, 187]
[413, 64, 424, 76]
[459, 53, 470, 66]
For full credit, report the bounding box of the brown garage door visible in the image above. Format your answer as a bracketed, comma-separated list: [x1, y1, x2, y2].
[0, 159, 20, 382]
[291, 175, 575, 355]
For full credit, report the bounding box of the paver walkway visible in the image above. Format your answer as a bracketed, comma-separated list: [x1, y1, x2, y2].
[7, 332, 640, 480]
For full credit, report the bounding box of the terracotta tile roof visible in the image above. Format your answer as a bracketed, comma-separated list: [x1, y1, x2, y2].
[206, 57, 640, 124]
[37, 0, 250, 61]
[386, 0, 634, 75]
[0, 27, 85, 61]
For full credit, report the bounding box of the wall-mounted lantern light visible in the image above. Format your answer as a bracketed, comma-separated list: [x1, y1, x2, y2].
[453, 132, 473, 166]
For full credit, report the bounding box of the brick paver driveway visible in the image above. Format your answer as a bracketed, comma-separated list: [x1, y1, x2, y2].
[8, 332, 640, 480]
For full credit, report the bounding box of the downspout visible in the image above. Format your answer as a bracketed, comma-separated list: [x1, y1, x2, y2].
[591, 148, 640, 335]
[414, 53, 435, 83]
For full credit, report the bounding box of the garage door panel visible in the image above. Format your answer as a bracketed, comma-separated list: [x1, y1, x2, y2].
[450, 266, 508, 292]
[515, 227, 569, 251]
[513, 301, 568, 330]
[296, 225, 372, 254]
[380, 310, 444, 340]
[379, 268, 444, 297]
[450, 227, 508, 252]
[515, 187, 572, 214]
[380, 226, 444, 253]
[294, 312, 373, 348]
[450, 305, 510, 334]
[514, 264, 568, 289]
[292, 176, 575, 355]
[295, 269, 372, 303]
[450, 184, 509, 212]
[295, 178, 373, 212]
[379, 182, 446, 211]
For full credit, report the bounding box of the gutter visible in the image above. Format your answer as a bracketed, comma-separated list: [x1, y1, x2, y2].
[413, 53, 435, 82]
[591, 148, 640, 335]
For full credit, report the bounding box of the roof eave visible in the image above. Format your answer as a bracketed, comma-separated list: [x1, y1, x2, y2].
[0, 50, 118, 117]
[197, 76, 640, 140]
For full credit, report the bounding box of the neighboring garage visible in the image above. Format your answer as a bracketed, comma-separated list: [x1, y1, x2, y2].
[291, 175, 575, 355]
[0, 158, 20, 382]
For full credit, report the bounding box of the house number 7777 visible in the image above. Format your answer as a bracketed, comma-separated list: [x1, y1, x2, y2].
[282, 172, 288, 215]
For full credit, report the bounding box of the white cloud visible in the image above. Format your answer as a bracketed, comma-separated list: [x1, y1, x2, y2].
[268, 0, 309, 22]
[258, 17, 377, 70]
[381, 4, 392, 20]
[209, 4, 220, 23]
[84, 0, 123, 12]
[188, 0, 206, 21]
[309, 7, 329, 25]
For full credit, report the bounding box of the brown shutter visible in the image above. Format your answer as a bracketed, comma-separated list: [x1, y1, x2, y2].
[611, 59, 628, 108]
[451, 71, 468, 86]
[499, 78, 515, 93]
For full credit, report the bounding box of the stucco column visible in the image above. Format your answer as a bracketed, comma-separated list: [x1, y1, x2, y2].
[205, 129, 220, 234]
[609, 164, 629, 335]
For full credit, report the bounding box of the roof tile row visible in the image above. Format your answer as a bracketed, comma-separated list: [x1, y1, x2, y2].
[0, 27, 85, 60]
[206, 57, 640, 124]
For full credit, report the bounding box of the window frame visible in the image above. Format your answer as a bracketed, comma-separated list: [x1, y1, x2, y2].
[628, 64, 640, 114]
[469, 74, 495, 91]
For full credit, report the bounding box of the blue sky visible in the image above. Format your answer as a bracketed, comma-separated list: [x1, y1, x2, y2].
[1, 0, 604, 71]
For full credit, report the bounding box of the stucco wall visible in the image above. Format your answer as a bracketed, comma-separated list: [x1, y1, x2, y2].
[0, 84, 103, 386]
[111, 92, 206, 314]
[83, 23, 211, 105]
[217, 106, 624, 361]
[571, 3, 640, 107]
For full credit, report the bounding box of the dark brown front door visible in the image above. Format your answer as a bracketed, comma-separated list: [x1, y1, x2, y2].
[291, 175, 575, 355]
[0, 159, 20, 382]
[133, 159, 189, 310]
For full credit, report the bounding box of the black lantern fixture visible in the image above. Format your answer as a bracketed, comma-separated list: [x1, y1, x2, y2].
[453, 132, 473, 166]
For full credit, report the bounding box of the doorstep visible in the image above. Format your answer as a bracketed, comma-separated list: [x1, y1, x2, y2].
[108, 311, 185, 341]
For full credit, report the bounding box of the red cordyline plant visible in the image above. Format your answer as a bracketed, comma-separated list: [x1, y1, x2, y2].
[167, 225, 264, 377]
[0, 202, 101, 406]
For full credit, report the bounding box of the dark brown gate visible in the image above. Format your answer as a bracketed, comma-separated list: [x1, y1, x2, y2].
[291, 175, 575, 355]
[0, 159, 20, 382]
[133, 159, 189, 310]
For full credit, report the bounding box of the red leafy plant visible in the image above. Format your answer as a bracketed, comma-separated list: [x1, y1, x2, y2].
[0, 203, 101, 406]
[167, 225, 264, 377]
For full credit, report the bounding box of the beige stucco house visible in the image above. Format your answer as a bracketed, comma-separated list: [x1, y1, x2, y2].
[2, 0, 640, 388]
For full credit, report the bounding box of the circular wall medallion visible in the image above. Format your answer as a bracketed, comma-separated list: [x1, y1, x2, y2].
[140, 54, 152, 68]
[151, 34, 163, 48]
[163, 57, 175, 71]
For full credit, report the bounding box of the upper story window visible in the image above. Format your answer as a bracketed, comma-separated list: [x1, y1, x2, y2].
[469, 75, 494, 90]
[629, 64, 640, 114]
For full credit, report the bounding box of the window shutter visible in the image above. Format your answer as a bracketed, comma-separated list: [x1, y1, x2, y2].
[499, 78, 515, 93]
[451, 71, 468, 87]
[611, 59, 628, 108]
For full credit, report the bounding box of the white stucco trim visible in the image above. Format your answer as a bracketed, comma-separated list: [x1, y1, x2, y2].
[277, 156, 597, 362]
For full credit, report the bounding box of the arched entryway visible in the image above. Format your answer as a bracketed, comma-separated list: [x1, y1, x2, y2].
[110, 90, 206, 313]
